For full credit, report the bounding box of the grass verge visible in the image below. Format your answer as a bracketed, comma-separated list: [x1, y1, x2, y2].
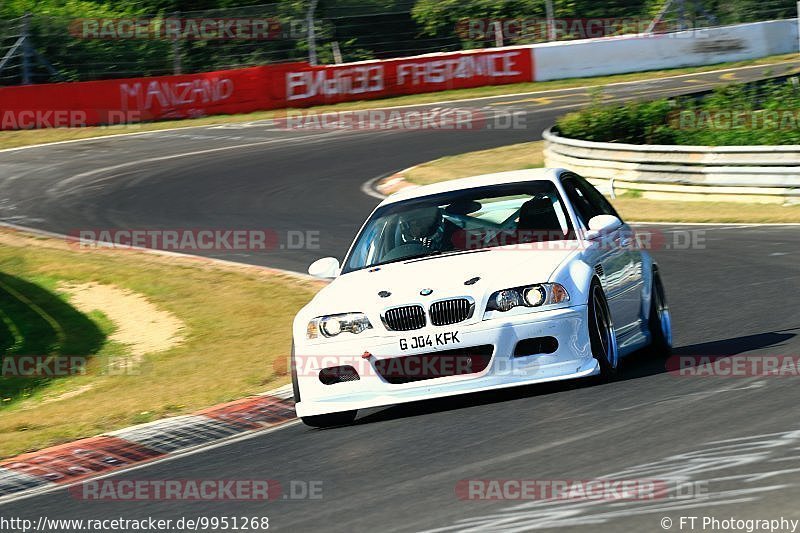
[0, 228, 321, 458]
[401, 140, 800, 223]
[1, 53, 798, 150]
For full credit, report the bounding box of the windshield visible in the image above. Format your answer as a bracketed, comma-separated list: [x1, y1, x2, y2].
[343, 181, 575, 274]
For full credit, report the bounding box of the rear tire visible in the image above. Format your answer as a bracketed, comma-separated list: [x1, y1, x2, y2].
[301, 410, 357, 428]
[648, 269, 672, 357]
[290, 341, 300, 403]
[588, 279, 618, 381]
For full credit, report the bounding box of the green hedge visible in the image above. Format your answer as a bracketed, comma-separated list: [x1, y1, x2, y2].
[555, 80, 800, 146]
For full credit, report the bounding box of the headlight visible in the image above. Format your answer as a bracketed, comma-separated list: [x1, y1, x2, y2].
[486, 283, 569, 312]
[307, 313, 373, 339]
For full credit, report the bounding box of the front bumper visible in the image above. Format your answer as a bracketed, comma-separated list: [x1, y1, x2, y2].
[294, 305, 595, 417]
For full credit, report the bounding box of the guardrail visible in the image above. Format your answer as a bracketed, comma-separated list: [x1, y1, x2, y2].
[542, 128, 800, 204]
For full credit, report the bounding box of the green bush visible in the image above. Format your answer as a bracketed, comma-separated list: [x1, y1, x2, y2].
[555, 79, 800, 146]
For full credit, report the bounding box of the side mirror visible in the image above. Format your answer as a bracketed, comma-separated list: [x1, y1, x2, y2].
[585, 215, 622, 240]
[308, 257, 340, 279]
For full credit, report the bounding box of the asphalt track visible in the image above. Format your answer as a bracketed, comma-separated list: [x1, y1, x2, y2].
[1, 61, 799, 531]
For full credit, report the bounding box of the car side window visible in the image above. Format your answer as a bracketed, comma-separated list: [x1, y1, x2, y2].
[561, 174, 621, 226]
[574, 175, 621, 220]
[560, 177, 596, 226]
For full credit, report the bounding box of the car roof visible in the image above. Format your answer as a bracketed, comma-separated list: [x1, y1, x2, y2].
[379, 168, 565, 206]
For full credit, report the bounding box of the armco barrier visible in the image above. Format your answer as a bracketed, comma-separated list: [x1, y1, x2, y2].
[542, 128, 800, 204]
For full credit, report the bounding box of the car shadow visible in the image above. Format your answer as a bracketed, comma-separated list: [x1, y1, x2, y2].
[617, 329, 798, 382]
[350, 329, 797, 426]
[0, 272, 107, 405]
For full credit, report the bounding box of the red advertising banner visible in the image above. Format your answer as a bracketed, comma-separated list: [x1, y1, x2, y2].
[284, 47, 534, 106]
[0, 64, 302, 129]
[0, 47, 534, 130]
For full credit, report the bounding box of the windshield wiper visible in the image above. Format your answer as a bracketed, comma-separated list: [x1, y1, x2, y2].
[369, 250, 442, 269]
[359, 247, 490, 272]
[405, 248, 489, 263]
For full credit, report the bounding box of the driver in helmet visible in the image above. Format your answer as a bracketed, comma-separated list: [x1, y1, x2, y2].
[400, 206, 445, 251]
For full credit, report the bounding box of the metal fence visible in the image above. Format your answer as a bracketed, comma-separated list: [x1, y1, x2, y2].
[0, 0, 796, 85]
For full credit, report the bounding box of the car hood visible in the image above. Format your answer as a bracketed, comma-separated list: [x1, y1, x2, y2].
[304, 243, 580, 317]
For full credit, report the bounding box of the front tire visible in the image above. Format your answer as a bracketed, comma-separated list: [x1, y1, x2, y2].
[648, 268, 672, 357]
[588, 279, 618, 380]
[301, 410, 357, 428]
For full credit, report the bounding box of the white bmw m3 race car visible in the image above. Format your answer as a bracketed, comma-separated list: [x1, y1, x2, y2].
[292, 168, 672, 427]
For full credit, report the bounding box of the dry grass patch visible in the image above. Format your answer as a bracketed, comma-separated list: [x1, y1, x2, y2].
[58, 281, 185, 370]
[404, 141, 545, 185]
[0, 228, 321, 458]
[610, 197, 800, 223]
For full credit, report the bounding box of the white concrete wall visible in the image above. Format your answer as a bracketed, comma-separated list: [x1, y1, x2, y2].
[532, 19, 798, 81]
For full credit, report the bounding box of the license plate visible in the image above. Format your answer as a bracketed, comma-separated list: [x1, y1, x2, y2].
[399, 331, 460, 351]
